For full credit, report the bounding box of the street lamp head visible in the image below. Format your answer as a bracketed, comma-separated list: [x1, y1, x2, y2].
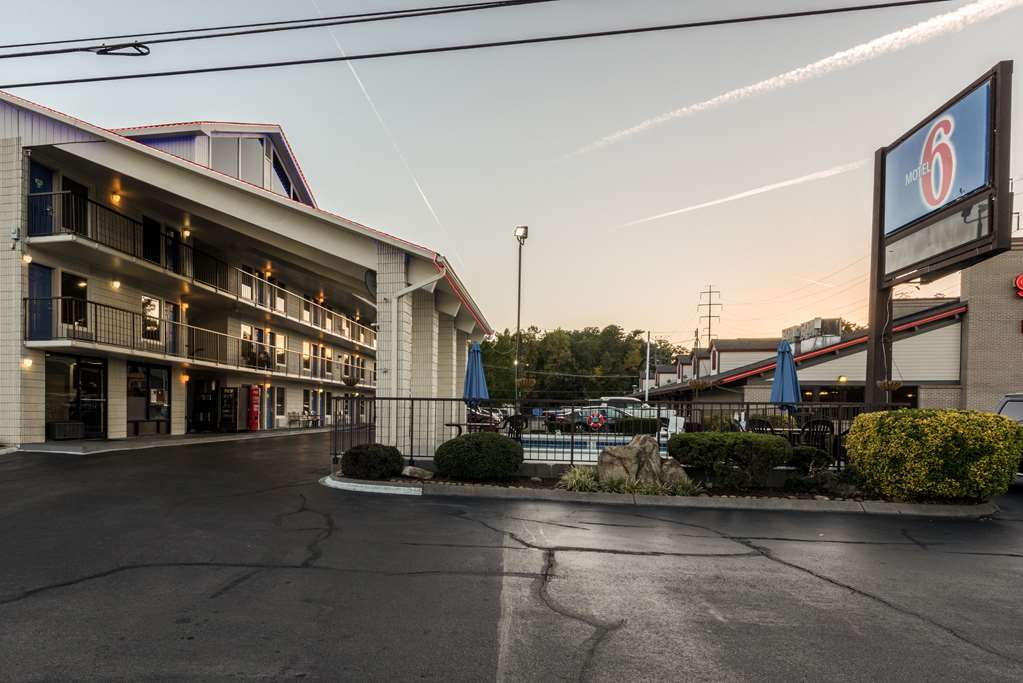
[514, 225, 528, 243]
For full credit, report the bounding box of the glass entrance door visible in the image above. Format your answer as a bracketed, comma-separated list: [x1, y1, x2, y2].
[77, 361, 106, 439]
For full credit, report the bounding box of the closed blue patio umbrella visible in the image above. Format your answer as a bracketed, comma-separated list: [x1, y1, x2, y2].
[770, 340, 801, 407]
[463, 341, 489, 407]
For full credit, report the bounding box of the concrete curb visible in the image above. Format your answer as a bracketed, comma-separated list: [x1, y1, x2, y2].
[319, 475, 422, 496]
[319, 476, 999, 519]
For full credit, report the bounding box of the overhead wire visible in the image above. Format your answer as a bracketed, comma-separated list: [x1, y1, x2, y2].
[0, 1, 955, 89]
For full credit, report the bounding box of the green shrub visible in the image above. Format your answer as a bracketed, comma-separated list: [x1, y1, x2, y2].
[846, 409, 1023, 501]
[669, 432, 791, 488]
[434, 432, 524, 481]
[340, 443, 403, 480]
[789, 446, 831, 475]
[557, 466, 600, 492]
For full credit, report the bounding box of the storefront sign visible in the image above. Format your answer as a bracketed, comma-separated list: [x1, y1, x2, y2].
[884, 81, 991, 236]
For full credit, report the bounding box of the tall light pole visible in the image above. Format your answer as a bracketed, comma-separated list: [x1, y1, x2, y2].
[513, 225, 528, 405]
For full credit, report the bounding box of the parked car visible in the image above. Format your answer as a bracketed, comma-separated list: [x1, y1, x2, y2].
[995, 393, 1023, 473]
[599, 396, 675, 419]
[996, 393, 1023, 422]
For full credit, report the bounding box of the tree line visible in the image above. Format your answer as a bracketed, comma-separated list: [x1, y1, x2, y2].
[480, 325, 684, 401]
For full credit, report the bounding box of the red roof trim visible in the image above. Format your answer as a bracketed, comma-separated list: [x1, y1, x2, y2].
[110, 120, 281, 131]
[717, 304, 967, 385]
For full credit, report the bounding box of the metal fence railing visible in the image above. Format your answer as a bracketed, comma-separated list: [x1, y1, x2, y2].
[26, 191, 376, 350]
[24, 297, 376, 390]
[329, 397, 889, 473]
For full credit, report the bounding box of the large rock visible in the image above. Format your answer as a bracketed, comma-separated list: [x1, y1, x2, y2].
[597, 435, 662, 484]
[598, 445, 638, 482]
[659, 458, 688, 486]
[632, 435, 663, 484]
[402, 465, 433, 480]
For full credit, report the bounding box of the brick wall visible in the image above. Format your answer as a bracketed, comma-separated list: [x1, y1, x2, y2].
[960, 240, 1023, 410]
[917, 385, 963, 409]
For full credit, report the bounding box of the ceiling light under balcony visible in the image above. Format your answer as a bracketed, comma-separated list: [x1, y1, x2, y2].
[111, 280, 121, 290]
[110, 193, 121, 205]
[77, 280, 87, 288]
[182, 229, 191, 239]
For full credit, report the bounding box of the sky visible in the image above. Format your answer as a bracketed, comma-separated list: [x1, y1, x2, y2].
[3, 0, 1022, 348]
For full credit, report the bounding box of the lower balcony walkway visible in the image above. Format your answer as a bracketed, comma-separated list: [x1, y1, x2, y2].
[14, 425, 331, 455]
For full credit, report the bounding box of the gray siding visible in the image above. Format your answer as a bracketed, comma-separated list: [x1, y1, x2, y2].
[134, 135, 197, 162]
[0, 102, 99, 146]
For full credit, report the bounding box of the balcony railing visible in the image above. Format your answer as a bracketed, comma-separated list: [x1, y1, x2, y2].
[27, 191, 377, 349]
[24, 297, 376, 389]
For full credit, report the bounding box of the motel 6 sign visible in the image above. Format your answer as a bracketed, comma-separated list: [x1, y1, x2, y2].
[883, 81, 991, 237]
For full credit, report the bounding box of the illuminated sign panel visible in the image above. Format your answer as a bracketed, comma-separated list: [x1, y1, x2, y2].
[883, 81, 991, 236]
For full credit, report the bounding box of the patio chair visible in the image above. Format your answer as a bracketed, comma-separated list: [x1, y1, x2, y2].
[500, 414, 527, 441]
[748, 419, 776, 435]
[799, 419, 835, 452]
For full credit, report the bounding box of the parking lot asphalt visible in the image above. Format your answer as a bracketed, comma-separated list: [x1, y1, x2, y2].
[1, 433, 1021, 681]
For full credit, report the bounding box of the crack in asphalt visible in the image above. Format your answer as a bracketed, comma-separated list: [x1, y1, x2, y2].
[508, 516, 589, 530]
[0, 562, 542, 607]
[272, 493, 336, 568]
[453, 511, 758, 682]
[165, 480, 317, 516]
[536, 549, 625, 683]
[624, 511, 1022, 665]
[900, 529, 929, 550]
[209, 568, 263, 599]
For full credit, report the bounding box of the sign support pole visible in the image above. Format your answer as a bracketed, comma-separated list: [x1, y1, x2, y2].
[865, 147, 893, 406]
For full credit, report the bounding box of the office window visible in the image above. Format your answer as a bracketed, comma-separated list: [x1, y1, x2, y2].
[141, 296, 161, 341]
[60, 272, 88, 326]
[239, 137, 264, 185]
[211, 137, 239, 177]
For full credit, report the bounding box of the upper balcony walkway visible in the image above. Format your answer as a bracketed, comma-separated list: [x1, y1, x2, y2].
[25, 191, 377, 351]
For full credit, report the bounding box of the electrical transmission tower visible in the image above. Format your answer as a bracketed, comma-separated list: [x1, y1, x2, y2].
[697, 285, 722, 350]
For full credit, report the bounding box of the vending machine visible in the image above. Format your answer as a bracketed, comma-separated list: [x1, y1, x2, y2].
[247, 385, 261, 431]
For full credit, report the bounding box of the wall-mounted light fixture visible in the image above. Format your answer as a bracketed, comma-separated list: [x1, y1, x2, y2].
[21, 358, 33, 369]
[77, 280, 87, 288]
[182, 229, 191, 239]
[110, 193, 121, 206]
[181, 302, 189, 311]
[111, 280, 121, 290]
[263, 382, 272, 389]
[180, 373, 190, 383]
[21, 254, 32, 264]
[837, 375, 848, 384]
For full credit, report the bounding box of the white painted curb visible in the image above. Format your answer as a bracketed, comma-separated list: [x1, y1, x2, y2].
[319, 475, 422, 496]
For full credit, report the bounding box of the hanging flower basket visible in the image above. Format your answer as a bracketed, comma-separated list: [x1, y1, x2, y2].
[343, 376, 360, 387]
[876, 379, 903, 392]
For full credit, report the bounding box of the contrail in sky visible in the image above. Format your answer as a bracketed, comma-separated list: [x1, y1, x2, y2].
[569, 0, 1023, 158]
[310, 0, 466, 270]
[621, 159, 869, 227]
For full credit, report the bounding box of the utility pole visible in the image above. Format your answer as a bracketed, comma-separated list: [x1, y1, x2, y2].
[644, 330, 651, 402]
[697, 285, 722, 350]
[513, 226, 528, 405]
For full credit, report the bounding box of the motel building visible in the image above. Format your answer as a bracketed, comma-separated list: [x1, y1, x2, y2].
[646, 237, 1023, 411]
[0, 92, 490, 448]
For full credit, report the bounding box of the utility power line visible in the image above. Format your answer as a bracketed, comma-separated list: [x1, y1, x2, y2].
[0, 0, 557, 59]
[0, 0, 954, 89]
[697, 285, 722, 350]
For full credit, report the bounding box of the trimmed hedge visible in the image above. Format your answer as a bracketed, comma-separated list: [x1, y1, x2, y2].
[341, 443, 403, 480]
[789, 445, 831, 475]
[846, 409, 1023, 501]
[668, 432, 791, 488]
[434, 432, 524, 481]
